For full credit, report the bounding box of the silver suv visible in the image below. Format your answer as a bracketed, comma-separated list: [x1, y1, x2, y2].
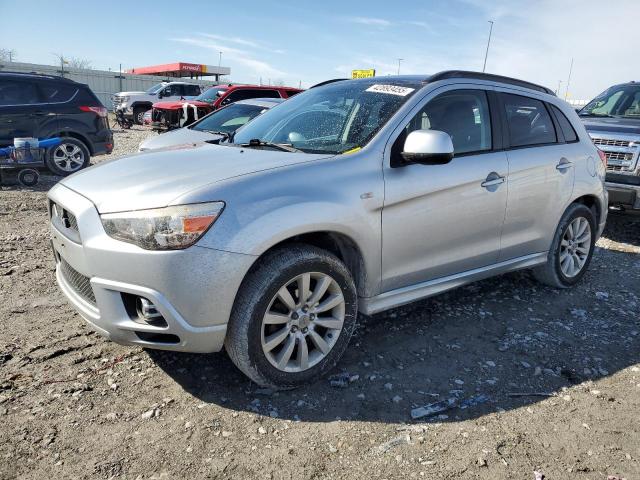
[49, 71, 608, 388]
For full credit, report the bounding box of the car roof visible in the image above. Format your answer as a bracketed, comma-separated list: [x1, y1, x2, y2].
[330, 71, 555, 96]
[0, 71, 79, 84]
[225, 84, 301, 92]
[234, 98, 286, 107]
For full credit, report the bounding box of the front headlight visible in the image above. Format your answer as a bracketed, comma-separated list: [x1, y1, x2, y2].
[100, 202, 225, 250]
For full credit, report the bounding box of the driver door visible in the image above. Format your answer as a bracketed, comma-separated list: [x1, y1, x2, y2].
[381, 87, 509, 292]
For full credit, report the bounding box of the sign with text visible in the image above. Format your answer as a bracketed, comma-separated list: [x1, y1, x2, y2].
[351, 69, 376, 79]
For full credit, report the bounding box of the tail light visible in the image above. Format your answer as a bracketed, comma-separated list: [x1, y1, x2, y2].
[596, 147, 607, 168]
[79, 106, 108, 118]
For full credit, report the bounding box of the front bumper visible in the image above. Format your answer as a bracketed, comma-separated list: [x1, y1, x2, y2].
[606, 180, 640, 210]
[48, 184, 257, 353]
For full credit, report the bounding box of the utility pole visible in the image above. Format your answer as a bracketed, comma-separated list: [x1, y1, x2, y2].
[218, 51, 222, 68]
[564, 58, 574, 100]
[482, 20, 494, 73]
[556, 80, 563, 96]
[397, 58, 403, 75]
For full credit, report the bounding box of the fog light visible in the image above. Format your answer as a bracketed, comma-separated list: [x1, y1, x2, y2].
[137, 297, 162, 320]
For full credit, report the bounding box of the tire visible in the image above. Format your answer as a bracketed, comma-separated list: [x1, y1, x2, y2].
[133, 106, 148, 125]
[17, 169, 39, 187]
[225, 244, 358, 389]
[532, 203, 596, 288]
[45, 137, 90, 176]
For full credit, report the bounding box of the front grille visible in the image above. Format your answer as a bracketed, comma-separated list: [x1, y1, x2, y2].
[607, 165, 624, 172]
[59, 258, 96, 305]
[593, 138, 632, 148]
[605, 151, 634, 162]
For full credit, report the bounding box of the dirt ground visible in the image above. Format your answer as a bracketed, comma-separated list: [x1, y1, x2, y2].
[1, 126, 639, 479]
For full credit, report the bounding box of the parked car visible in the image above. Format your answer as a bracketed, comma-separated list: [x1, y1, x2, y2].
[578, 81, 640, 211]
[151, 84, 302, 130]
[49, 71, 607, 388]
[139, 98, 284, 151]
[112, 82, 202, 125]
[0, 71, 113, 176]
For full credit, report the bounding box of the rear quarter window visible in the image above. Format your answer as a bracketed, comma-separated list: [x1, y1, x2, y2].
[550, 104, 578, 142]
[39, 83, 78, 103]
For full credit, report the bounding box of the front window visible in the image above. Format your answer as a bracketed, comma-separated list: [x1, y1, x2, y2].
[231, 79, 421, 154]
[191, 103, 266, 134]
[146, 83, 165, 95]
[580, 84, 640, 119]
[195, 86, 228, 103]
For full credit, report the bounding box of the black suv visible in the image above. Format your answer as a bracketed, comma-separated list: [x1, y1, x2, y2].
[0, 72, 113, 176]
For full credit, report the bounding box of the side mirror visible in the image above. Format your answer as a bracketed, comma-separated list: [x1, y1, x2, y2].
[157, 91, 163, 99]
[401, 130, 454, 165]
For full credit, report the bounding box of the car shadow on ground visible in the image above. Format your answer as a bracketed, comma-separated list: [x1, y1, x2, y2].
[148, 220, 640, 424]
[604, 209, 640, 246]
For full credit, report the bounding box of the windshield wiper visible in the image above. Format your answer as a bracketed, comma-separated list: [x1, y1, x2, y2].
[579, 112, 614, 118]
[241, 138, 302, 153]
[199, 129, 230, 138]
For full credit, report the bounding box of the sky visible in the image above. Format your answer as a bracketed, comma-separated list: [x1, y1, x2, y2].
[1, 0, 638, 100]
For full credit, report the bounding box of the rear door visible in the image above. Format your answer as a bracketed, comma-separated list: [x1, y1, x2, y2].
[497, 91, 576, 260]
[0, 78, 41, 146]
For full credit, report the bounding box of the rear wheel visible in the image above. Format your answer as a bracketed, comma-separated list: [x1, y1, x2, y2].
[45, 137, 90, 176]
[225, 244, 358, 389]
[532, 203, 596, 288]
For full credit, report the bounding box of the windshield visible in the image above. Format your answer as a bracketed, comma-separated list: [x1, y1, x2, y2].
[580, 84, 640, 119]
[146, 83, 165, 95]
[195, 86, 229, 103]
[231, 79, 421, 154]
[191, 103, 266, 133]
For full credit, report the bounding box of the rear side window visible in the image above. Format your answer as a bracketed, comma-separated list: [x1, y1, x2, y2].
[39, 83, 78, 103]
[184, 84, 201, 96]
[550, 104, 578, 142]
[0, 80, 40, 106]
[502, 93, 556, 147]
[221, 89, 281, 105]
[285, 89, 301, 97]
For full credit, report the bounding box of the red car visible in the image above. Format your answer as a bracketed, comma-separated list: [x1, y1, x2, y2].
[151, 84, 303, 130]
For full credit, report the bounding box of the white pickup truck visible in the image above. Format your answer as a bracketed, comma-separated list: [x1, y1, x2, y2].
[112, 82, 202, 124]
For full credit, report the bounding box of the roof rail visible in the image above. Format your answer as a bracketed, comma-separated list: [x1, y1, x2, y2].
[310, 78, 348, 89]
[0, 70, 77, 83]
[429, 70, 555, 96]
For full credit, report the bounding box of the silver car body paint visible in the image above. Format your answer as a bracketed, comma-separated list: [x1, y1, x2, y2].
[49, 75, 607, 352]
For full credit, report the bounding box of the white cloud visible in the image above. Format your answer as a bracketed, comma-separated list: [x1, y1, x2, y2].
[349, 16, 393, 27]
[457, 0, 640, 99]
[171, 35, 286, 79]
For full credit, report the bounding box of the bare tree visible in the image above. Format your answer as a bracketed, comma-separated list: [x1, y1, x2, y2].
[0, 48, 17, 62]
[67, 57, 92, 70]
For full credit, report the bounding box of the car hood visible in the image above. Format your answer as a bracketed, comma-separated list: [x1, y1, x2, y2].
[115, 91, 147, 97]
[138, 127, 222, 151]
[581, 117, 640, 136]
[153, 100, 211, 110]
[60, 144, 332, 213]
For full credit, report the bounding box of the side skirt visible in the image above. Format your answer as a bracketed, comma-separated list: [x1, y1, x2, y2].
[359, 252, 548, 315]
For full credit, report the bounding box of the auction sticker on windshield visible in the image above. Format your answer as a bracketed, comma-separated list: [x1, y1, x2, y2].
[365, 84, 415, 96]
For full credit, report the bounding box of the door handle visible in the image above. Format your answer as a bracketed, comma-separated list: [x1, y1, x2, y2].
[556, 158, 573, 171]
[481, 174, 506, 188]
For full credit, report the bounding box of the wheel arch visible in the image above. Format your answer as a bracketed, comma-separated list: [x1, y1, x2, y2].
[54, 131, 93, 155]
[245, 230, 368, 298]
[571, 194, 602, 226]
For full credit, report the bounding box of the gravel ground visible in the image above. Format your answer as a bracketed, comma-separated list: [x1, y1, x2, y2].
[0, 125, 639, 479]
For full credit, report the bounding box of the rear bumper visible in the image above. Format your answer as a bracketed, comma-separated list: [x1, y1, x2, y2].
[606, 181, 640, 210]
[48, 183, 257, 353]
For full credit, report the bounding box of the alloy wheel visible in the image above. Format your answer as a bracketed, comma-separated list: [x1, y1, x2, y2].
[559, 217, 592, 278]
[52, 143, 85, 172]
[261, 272, 345, 373]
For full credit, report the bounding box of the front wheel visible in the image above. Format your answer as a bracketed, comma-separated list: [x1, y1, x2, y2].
[225, 244, 358, 389]
[532, 203, 596, 288]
